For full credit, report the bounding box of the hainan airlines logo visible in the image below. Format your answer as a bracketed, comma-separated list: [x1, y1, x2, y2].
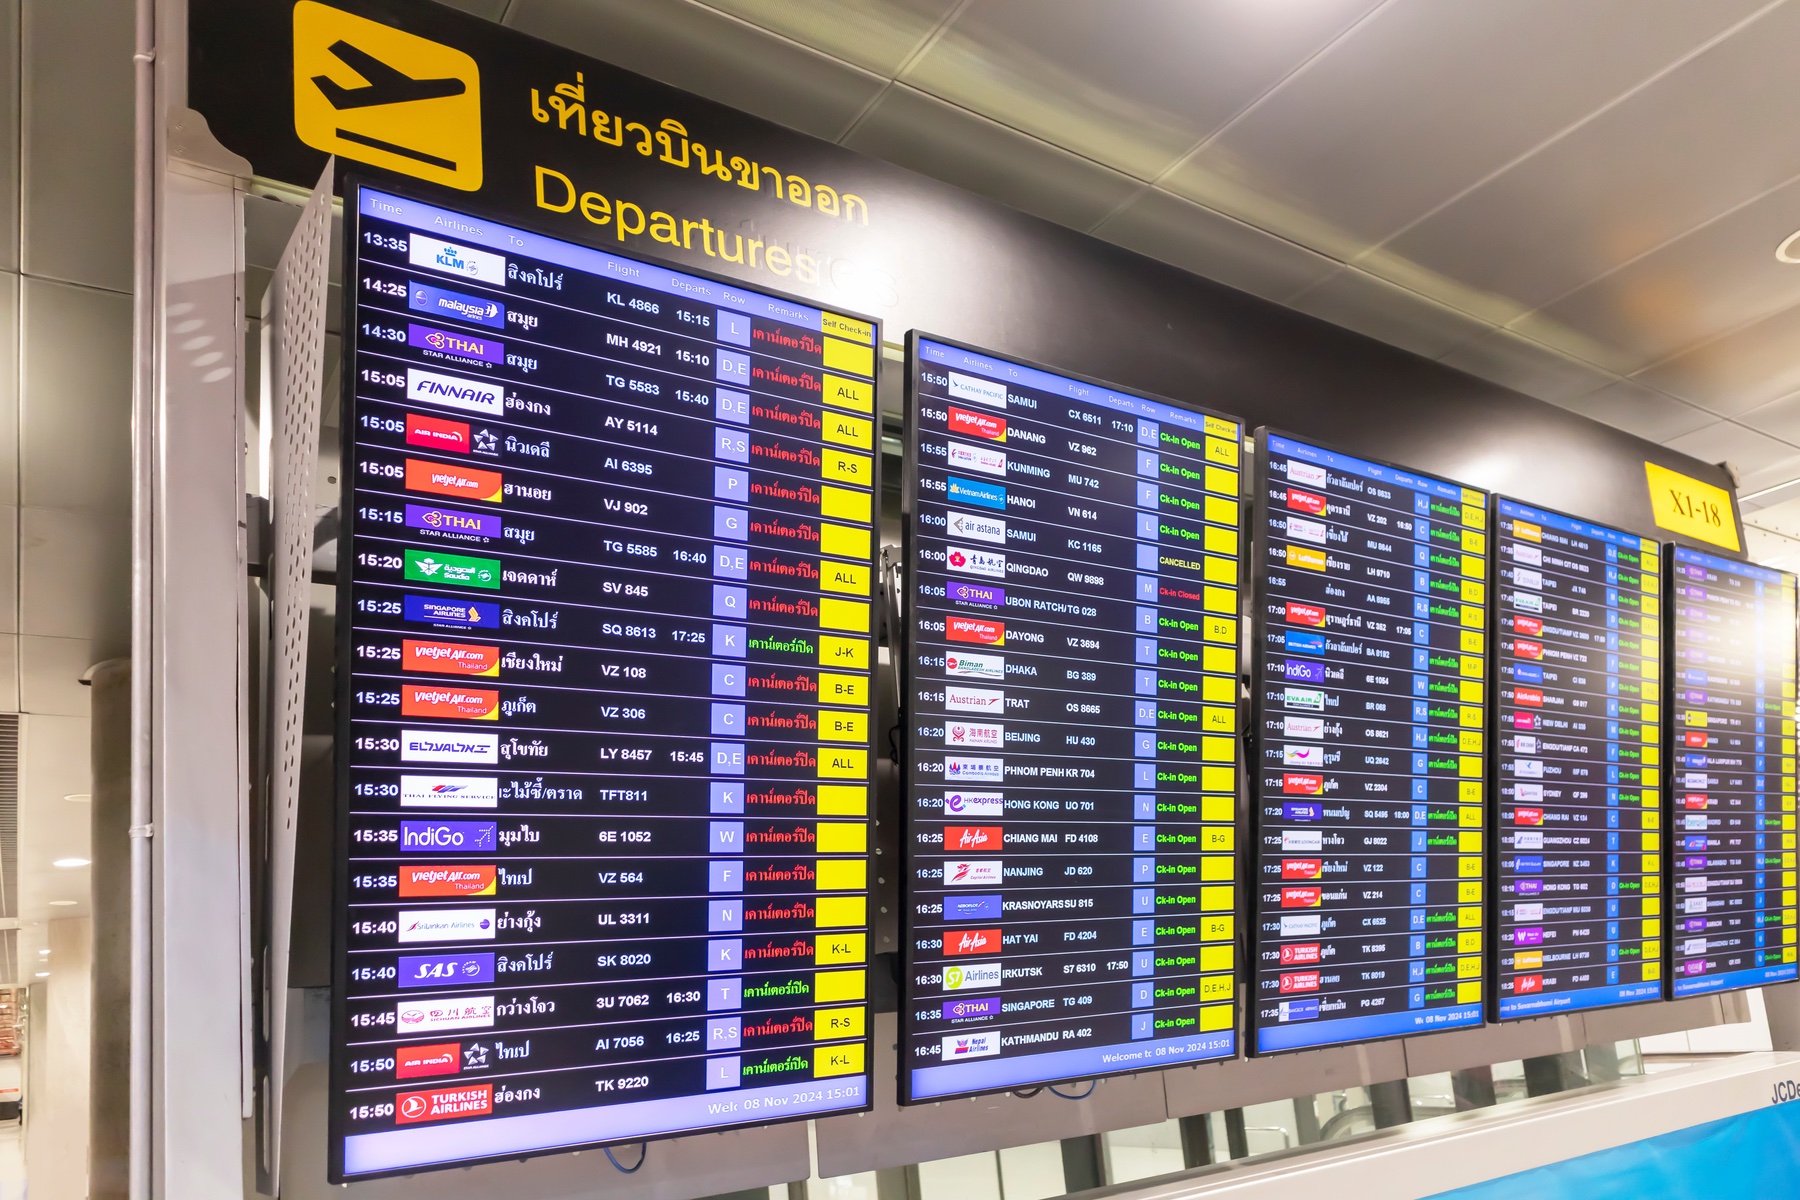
[292, 1, 482, 190]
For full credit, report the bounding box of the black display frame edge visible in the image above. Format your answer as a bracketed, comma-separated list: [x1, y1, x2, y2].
[329, 172, 883, 1184]
[1481, 495, 1666, 1025]
[1244, 426, 1493, 1058]
[895, 329, 1249, 1104]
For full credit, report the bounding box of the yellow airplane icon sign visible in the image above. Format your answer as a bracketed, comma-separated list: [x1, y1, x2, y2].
[293, 1, 482, 190]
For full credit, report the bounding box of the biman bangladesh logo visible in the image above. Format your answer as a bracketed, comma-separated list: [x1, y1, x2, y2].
[292, 1, 482, 190]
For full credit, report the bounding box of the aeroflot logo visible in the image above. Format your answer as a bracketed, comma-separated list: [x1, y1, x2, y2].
[406, 367, 504, 417]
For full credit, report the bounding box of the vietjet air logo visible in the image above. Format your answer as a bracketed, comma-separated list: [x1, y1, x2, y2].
[293, 2, 482, 190]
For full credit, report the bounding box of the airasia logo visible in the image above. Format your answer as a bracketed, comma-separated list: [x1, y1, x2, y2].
[944, 929, 1000, 955]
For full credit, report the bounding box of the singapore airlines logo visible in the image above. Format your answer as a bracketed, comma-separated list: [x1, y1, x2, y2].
[292, 1, 483, 190]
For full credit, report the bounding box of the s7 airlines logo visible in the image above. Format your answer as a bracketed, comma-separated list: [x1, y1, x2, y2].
[940, 962, 1002, 991]
[406, 458, 503, 504]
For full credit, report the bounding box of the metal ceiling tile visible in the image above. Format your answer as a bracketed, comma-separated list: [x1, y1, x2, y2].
[841, 85, 1144, 231]
[1733, 388, 1800, 445]
[1525, 172, 1800, 374]
[1661, 419, 1800, 483]
[19, 278, 130, 514]
[506, 0, 888, 141]
[18, 636, 90, 717]
[20, 507, 127, 653]
[1092, 187, 1339, 305]
[1288, 266, 1494, 361]
[1745, 494, 1800, 536]
[1743, 523, 1800, 568]
[1633, 300, 1800, 417]
[17, 717, 92, 921]
[1436, 327, 1616, 405]
[901, 0, 1383, 180]
[1166, 0, 1773, 252]
[1385, 1, 1800, 314]
[1554, 379, 1715, 445]
[696, 0, 960, 77]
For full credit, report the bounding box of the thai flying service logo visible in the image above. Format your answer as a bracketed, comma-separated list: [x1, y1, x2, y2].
[406, 367, 504, 417]
[292, 1, 483, 190]
[399, 775, 498, 809]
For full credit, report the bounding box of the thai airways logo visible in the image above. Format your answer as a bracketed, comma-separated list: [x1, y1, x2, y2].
[405, 458, 503, 504]
[944, 860, 1003, 887]
[399, 865, 498, 897]
[409, 322, 504, 365]
[400, 819, 497, 850]
[402, 638, 500, 677]
[940, 962, 1002, 992]
[948, 581, 1004, 607]
[396, 908, 495, 943]
[395, 1083, 493, 1124]
[395, 1041, 462, 1079]
[941, 1032, 1000, 1060]
[945, 652, 1004, 682]
[946, 441, 1006, 477]
[946, 546, 1005, 580]
[943, 928, 1000, 956]
[409, 282, 504, 329]
[942, 996, 1001, 1021]
[292, 2, 482, 190]
[944, 685, 1004, 714]
[405, 503, 501, 541]
[399, 775, 498, 808]
[399, 730, 499, 764]
[401, 684, 500, 721]
[406, 367, 504, 417]
[944, 791, 1003, 817]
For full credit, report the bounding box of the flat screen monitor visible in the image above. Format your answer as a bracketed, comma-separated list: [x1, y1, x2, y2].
[1490, 498, 1663, 1019]
[899, 334, 1244, 1101]
[1248, 430, 1489, 1054]
[1666, 545, 1799, 997]
[332, 182, 879, 1180]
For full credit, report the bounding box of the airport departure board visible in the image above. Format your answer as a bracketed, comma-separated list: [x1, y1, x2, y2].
[1667, 545, 1799, 997]
[1492, 499, 1663, 1019]
[1250, 432, 1488, 1054]
[900, 335, 1243, 1101]
[332, 184, 878, 1180]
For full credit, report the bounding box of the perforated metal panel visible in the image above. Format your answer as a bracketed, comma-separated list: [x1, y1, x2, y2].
[261, 160, 334, 1194]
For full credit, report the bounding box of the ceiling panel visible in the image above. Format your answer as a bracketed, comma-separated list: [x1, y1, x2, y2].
[506, 0, 888, 141]
[1385, 0, 1800, 313]
[1734, 387, 1800, 444]
[1286, 266, 1493, 360]
[1661, 419, 1800, 489]
[697, 0, 957, 77]
[1558, 379, 1716, 445]
[17, 715, 90, 920]
[841, 84, 1145, 230]
[1435, 326, 1615, 405]
[1523, 170, 1800, 373]
[900, 0, 1383, 181]
[1632, 299, 1800, 416]
[1091, 186, 1339, 304]
[1167, 0, 1772, 253]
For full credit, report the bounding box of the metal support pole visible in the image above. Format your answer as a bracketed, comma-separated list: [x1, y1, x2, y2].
[1292, 1095, 1322, 1144]
[1585, 1040, 1622, 1084]
[1368, 1079, 1413, 1129]
[1178, 1115, 1214, 1169]
[1222, 1109, 1250, 1160]
[1060, 1135, 1106, 1193]
[1452, 1065, 1498, 1111]
[1523, 1051, 1584, 1097]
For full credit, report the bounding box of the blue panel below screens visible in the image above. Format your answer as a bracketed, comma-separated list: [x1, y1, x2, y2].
[1671, 961, 1798, 999]
[1496, 980, 1661, 1020]
[909, 1032, 1233, 1099]
[1255, 1005, 1483, 1054]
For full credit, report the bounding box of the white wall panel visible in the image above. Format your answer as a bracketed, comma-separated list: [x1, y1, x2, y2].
[19, 276, 130, 514]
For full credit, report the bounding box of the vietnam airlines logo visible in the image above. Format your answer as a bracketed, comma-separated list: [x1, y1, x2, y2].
[293, 1, 482, 190]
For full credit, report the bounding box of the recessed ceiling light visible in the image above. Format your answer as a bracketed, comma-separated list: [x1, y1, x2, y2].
[52, 858, 90, 869]
[62, 793, 90, 803]
[47, 900, 76, 907]
[33, 973, 47, 979]
[36, 950, 48, 956]
[1780, 229, 1800, 264]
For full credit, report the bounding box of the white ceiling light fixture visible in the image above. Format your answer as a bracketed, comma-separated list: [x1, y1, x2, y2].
[52, 858, 90, 869]
[1779, 229, 1800, 264]
[33, 973, 47, 979]
[62, 793, 90, 803]
[36, 950, 47, 956]
[47, 901, 76, 907]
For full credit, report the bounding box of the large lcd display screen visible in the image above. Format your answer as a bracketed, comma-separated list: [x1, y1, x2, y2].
[332, 184, 878, 1180]
[1249, 431, 1488, 1054]
[1491, 499, 1663, 1019]
[1667, 545, 1799, 997]
[899, 335, 1243, 1101]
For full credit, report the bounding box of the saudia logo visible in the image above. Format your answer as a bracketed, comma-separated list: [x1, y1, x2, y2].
[292, 2, 482, 190]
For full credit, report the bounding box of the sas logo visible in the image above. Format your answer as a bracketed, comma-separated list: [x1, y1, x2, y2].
[396, 908, 495, 944]
[395, 1083, 494, 1125]
[946, 546, 1005, 579]
[948, 407, 1006, 442]
[944, 826, 1001, 851]
[403, 638, 500, 677]
[940, 962, 1002, 991]
[947, 617, 1004, 646]
[398, 952, 495, 988]
[942, 1032, 1000, 1060]
[406, 411, 472, 453]
[395, 1041, 462, 1079]
[399, 730, 499, 764]
[406, 367, 505, 417]
[944, 860, 1003, 887]
[293, 2, 481, 190]
[942, 929, 1000, 956]
[405, 458, 503, 504]
[401, 684, 500, 721]
[399, 774, 498, 808]
[399, 865, 498, 898]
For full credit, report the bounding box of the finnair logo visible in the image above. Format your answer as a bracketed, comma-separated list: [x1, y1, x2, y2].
[406, 367, 504, 416]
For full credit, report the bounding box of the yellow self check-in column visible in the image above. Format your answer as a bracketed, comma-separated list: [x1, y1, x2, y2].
[1667, 547, 1799, 996]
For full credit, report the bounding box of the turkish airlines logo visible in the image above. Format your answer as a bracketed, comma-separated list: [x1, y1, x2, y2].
[1279, 943, 1321, 966]
[395, 1083, 493, 1125]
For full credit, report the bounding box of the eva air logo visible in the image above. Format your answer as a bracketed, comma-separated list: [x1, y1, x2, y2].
[292, 1, 482, 190]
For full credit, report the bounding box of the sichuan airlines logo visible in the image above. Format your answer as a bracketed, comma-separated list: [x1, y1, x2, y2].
[292, 2, 482, 190]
